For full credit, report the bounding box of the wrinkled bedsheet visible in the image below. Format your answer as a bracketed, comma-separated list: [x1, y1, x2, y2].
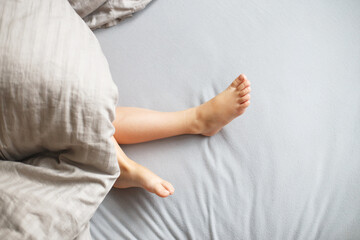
[0, 0, 120, 239]
[90, 0, 360, 239]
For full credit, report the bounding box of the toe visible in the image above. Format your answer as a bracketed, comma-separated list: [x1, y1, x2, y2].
[239, 94, 251, 104]
[238, 79, 250, 90]
[240, 86, 251, 97]
[154, 183, 170, 198]
[241, 100, 251, 107]
[230, 74, 246, 88]
[161, 181, 175, 195]
[239, 74, 247, 82]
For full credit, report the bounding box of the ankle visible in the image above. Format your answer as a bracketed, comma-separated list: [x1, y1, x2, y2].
[185, 107, 202, 135]
[115, 151, 133, 173]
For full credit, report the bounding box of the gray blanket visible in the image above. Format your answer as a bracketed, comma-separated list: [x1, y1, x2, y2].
[69, 0, 152, 29]
[0, 0, 137, 239]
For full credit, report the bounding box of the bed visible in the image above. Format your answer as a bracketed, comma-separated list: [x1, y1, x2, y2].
[89, 0, 360, 239]
[0, 0, 359, 239]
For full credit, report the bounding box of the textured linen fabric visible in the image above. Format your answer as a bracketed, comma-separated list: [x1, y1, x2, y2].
[90, 0, 360, 239]
[68, 0, 106, 18]
[69, 0, 153, 30]
[0, 0, 119, 239]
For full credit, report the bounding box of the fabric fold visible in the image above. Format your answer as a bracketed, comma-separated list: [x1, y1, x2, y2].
[0, 0, 120, 239]
[69, 0, 153, 30]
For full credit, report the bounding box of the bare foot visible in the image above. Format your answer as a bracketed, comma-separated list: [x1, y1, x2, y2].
[193, 74, 251, 136]
[112, 137, 175, 198]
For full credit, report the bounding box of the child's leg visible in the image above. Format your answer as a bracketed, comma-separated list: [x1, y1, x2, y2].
[112, 74, 251, 198]
[113, 74, 251, 144]
[113, 107, 196, 144]
[112, 136, 175, 198]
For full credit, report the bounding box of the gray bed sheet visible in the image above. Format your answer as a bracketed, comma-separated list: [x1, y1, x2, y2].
[91, 0, 360, 239]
